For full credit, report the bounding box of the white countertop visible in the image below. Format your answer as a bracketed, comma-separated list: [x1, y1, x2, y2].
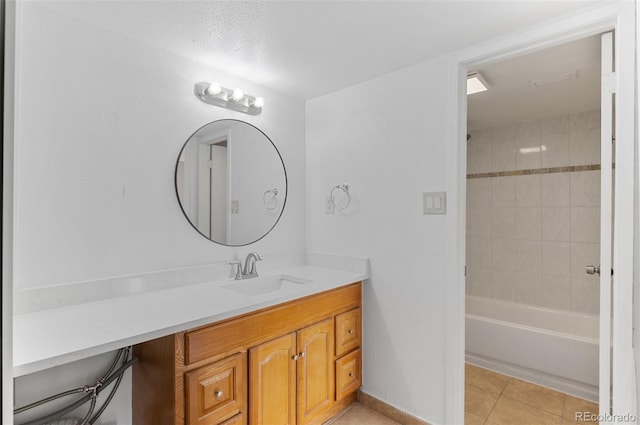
[14, 263, 367, 377]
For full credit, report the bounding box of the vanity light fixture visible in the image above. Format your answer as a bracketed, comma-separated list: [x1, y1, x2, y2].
[467, 71, 488, 95]
[194, 81, 264, 115]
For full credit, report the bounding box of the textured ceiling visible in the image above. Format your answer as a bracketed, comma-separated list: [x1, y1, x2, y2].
[468, 33, 601, 130]
[41, 1, 599, 100]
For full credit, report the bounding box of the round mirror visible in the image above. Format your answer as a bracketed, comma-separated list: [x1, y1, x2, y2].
[175, 119, 287, 246]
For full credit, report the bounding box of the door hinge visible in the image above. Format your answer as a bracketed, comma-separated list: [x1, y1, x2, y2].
[464, 266, 467, 277]
[207, 160, 213, 169]
[603, 71, 617, 94]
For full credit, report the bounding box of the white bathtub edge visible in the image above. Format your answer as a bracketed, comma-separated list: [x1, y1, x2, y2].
[466, 352, 598, 403]
[466, 313, 598, 345]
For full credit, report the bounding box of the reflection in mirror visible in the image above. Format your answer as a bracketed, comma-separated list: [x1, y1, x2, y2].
[175, 120, 287, 246]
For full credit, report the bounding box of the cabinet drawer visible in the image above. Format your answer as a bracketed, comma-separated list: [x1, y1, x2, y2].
[335, 349, 361, 401]
[335, 308, 361, 357]
[185, 352, 247, 425]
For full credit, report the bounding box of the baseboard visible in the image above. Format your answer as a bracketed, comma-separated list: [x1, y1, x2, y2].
[357, 391, 431, 425]
[466, 352, 598, 402]
[320, 393, 358, 425]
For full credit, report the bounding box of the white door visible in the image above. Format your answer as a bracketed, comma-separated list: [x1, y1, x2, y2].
[598, 30, 614, 418]
[209, 143, 228, 242]
[197, 142, 212, 237]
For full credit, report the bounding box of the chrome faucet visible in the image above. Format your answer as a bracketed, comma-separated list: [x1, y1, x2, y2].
[229, 252, 262, 280]
[243, 252, 262, 278]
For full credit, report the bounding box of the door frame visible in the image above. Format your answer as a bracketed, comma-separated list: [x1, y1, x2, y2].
[446, 3, 637, 423]
[2, 0, 17, 423]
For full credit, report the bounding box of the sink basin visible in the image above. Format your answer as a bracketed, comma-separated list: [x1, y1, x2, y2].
[222, 275, 312, 296]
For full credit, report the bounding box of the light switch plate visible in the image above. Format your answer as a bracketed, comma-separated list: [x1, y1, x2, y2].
[423, 192, 446, 214]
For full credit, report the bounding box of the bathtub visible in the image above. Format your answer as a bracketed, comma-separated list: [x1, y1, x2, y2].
[465, 295, 599, 401]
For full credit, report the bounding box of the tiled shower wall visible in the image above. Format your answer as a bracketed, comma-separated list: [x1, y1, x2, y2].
[466, 110, 601, 314]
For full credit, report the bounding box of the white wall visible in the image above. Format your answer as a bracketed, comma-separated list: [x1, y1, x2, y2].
[306, 57, 451, 424]
[14, 2, 305, 291]
[13, 3, 305, 424]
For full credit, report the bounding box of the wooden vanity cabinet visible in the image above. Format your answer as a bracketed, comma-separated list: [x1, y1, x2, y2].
[133, 282, 362, 425]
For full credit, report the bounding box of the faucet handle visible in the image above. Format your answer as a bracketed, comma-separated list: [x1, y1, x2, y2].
[228, 260, 242, 280]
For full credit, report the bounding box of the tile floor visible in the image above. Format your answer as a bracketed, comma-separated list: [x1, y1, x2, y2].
[465, 363, 599, 425]
[325, 403, 401, 425]
[325, 364, 599, 425]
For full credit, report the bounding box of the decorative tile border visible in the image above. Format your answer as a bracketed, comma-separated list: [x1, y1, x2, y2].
[467, 164, 603, 179]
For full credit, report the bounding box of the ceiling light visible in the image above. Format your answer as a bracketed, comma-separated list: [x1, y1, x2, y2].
[519, 146, 547, 154]
[529, 71, 578, 88]
[467, 72, 488, 95]
[194, 82, 263, 115]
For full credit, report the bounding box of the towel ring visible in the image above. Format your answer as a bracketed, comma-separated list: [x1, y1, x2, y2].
[263, 188, 278, 211]
[330, 183, 351, 210]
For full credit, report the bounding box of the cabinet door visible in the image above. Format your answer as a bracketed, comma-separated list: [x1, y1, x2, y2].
[296, 318, 335, 425]
[249, 333, 296, 425]
[185, 352, 247, 425]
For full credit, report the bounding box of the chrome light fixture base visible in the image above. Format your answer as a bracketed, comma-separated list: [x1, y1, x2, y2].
[194, 82, 263, 115]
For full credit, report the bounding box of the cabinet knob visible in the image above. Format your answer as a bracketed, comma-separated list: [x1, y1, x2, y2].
[292, 354, 299, 361]
[348, 329, 354, 335]
[214, 390, 223, 398]
[348, 372, 354, 378]
[299, 351, 305, 357]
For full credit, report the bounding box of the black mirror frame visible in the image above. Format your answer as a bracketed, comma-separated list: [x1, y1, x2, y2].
[174, 119, 288, 246]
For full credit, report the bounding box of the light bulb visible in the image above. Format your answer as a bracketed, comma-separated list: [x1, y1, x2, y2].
[232, 88, 244, 101]
[207, 82, 221, 95]
[253, 97, 264, 108]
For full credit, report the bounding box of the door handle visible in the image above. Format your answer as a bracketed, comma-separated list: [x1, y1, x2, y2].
[586, 265, 601, 276]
